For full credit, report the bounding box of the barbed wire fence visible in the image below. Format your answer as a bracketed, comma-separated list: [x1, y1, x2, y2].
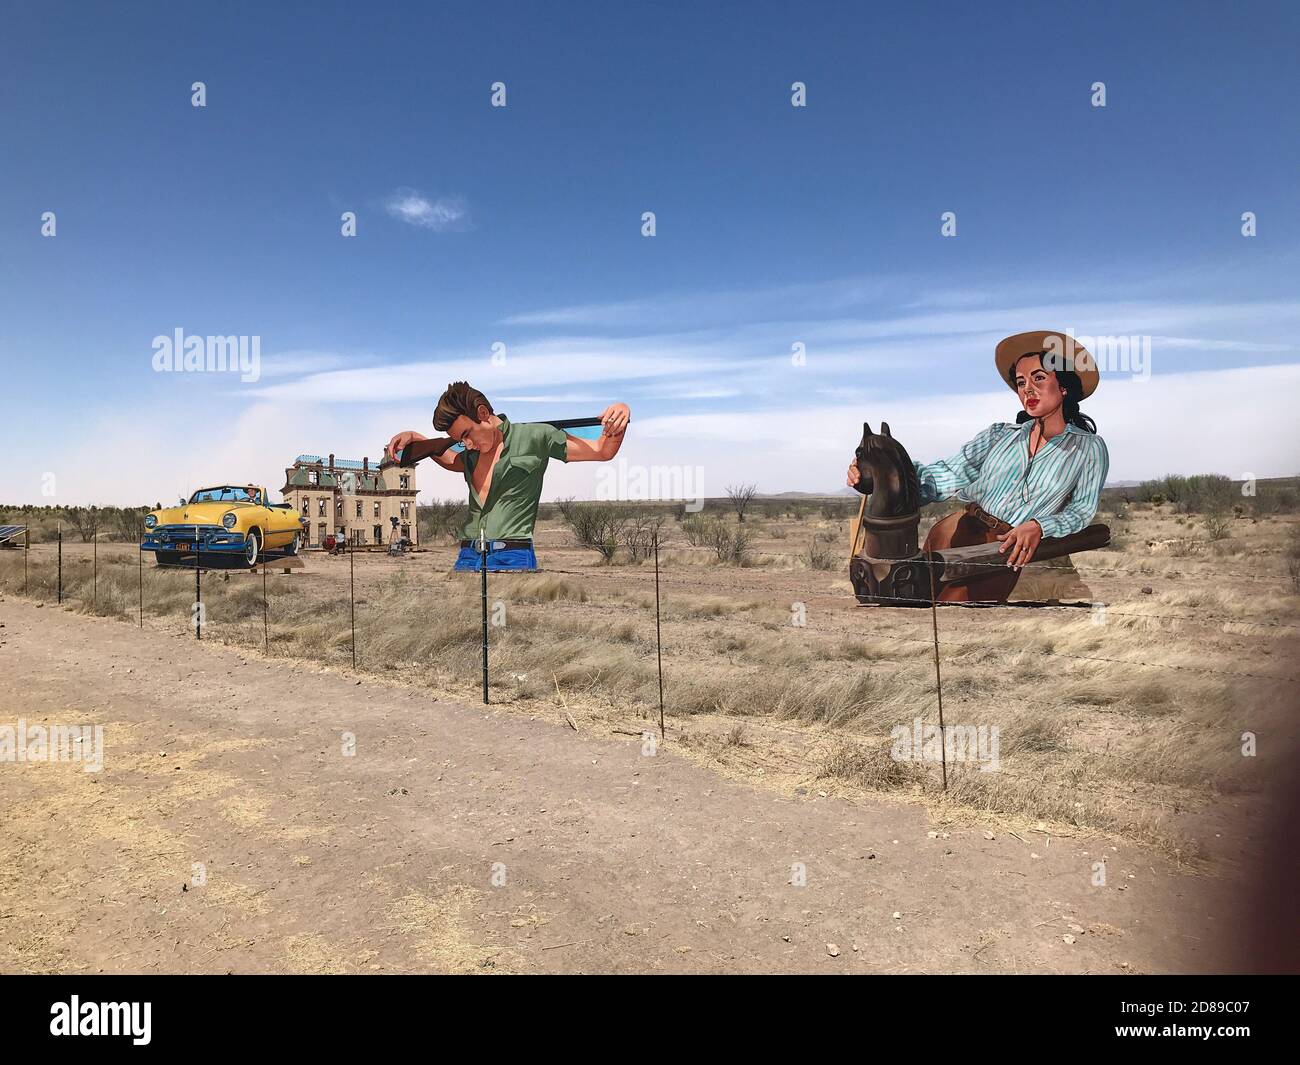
[2, 525, 1296, 814]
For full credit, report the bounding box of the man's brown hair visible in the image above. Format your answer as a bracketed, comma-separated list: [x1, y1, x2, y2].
[433, 381, 494, 433]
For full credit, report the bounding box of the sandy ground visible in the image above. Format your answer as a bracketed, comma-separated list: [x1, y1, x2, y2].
[0, 593, 1254, 974]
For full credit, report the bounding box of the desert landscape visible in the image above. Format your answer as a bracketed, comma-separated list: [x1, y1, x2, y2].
[2, 479, 1296, 974]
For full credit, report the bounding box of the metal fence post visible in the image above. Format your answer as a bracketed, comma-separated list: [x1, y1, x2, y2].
[928, 563, 947, 792]
[194, 537, 202, 640]
[57, 522, 62, 604]
[654, 529, 665, 739]
[480, 529, 489, 704]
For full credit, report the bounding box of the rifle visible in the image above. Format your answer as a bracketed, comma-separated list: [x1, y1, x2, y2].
[379, 417, 606, 469]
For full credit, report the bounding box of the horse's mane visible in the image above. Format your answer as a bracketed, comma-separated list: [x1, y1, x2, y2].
[867, 433, 921, 514]
[900, 451, 920, 511]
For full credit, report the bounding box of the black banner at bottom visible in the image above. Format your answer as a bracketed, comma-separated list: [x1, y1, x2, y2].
[1, 974, 1288, 1051]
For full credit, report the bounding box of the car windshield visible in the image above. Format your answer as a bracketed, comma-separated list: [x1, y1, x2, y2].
[189, 487, 260, 504]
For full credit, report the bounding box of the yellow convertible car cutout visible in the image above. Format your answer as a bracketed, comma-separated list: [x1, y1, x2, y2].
[140, 485, 306, 567]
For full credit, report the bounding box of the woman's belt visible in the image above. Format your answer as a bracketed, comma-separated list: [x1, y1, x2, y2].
[963, 502, 1012, 533]
[459, 538, 535, 550]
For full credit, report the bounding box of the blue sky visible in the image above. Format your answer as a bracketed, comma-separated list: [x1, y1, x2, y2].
[2, 0, 1297, 505]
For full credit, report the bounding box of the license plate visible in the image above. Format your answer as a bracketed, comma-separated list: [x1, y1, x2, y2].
[176, 542, 190, 552]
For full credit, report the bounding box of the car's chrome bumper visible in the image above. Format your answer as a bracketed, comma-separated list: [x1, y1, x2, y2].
[140, 525, 246, 552]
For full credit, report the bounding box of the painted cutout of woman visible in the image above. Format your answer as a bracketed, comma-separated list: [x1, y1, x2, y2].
[846, 330, 1109, 602]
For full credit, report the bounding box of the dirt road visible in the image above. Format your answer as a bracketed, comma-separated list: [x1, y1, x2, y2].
[0, 596, 1242, 973]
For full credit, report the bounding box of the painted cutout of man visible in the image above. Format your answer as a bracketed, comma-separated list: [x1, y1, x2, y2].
[386, 381, 630, 571]
[846, 330, 1109, 601]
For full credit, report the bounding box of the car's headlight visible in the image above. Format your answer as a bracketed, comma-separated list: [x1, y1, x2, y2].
[222, 512, 237, 529]
[144, 515, 157, 530]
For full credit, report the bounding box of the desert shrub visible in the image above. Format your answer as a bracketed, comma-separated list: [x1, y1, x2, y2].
[1136, 479, 1167, 504]
[63, 506, 104, 543]
[1181, 474, 1234, 514]
[818, 740, 925, 791]
[1160, 475, 1188, 506]
[681, 514, 711, 546]
[725, 483, 758, 523]
[563, 502, 628, 562]
[1203, 514, 1232, 541]
[417, 499, 468, 544]
[1251, 485, 1299, 517]
[618, 514, 667, 562]
[1288, 528, 1300, 593]
[1139, 474, 1236, 515]
[807, 538, 837, 570]
[110, 506, 150, 542]
[691, 517, 750, 564]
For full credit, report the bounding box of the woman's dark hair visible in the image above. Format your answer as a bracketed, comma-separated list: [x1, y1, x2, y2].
[1008, 353, 1097, 434]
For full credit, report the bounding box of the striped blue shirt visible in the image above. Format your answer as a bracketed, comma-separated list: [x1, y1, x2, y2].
[914, 421, 1109, 538]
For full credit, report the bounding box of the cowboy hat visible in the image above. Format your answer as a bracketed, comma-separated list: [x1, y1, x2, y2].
[995, 330, 1099, 399]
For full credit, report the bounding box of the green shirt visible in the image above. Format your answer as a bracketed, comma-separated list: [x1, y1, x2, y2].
[461, 415, 568, 540]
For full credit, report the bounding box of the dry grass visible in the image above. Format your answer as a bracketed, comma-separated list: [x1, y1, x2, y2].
[2, 504, 1296, 855]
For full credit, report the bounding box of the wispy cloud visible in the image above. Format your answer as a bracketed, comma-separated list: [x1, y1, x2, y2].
[242, 293, 1300, 417]
[383, 187, 469, 231]
[255, 350, 357, 378]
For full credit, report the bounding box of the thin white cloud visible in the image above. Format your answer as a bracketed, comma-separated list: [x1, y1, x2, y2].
[244, 336, 746, 403]
[256, 350, 356, 377]
[494, 395, 606, 404]
[236, 295, 1300, 416]
[1149, 336, 1289, 352]
[384, 188, 469, 231]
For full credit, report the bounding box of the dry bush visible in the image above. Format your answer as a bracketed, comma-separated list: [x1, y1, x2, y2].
[562, 502, 627, 561]
[417, 499, 469, 544]
[1289, 528, 1300, 593]
[618, 514, 667, 562]
[707, 521, 750, 564]
[725, 483, 757, 523]
[818, 739, 925, 791]
[1203, 514, 1232, 541]
[807, 538, 837, 571]
[678, 516, 750, 563]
